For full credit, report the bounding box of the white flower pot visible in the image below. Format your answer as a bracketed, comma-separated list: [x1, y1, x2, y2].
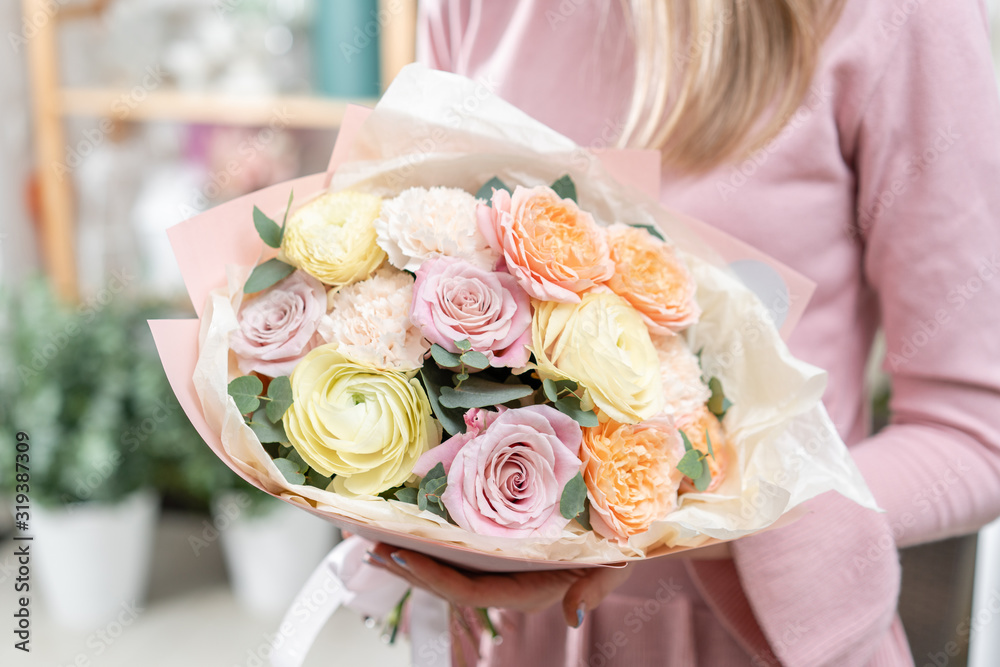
[33, 489, 159, 630]
[214, 492, 339, 617]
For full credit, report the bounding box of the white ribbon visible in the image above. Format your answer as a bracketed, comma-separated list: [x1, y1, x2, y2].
[269, 536, 451, 667]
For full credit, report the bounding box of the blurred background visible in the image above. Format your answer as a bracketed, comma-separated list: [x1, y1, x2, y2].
[0, 1, 998, 666]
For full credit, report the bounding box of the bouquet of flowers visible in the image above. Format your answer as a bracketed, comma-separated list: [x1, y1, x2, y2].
[154, 65, 876, 572]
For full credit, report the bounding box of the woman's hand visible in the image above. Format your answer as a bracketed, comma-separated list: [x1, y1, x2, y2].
[364, 543, 633, 627]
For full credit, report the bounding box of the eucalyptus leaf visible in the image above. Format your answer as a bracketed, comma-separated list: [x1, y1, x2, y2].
[693, 460, 713, 492]
[394, 487, 418, 504]
[550, 174, 577, 202]
[455, 372, 470, 382]
[680, 430, 694, 452]
[281, 190, 294, 228]
[705, 429, 715, 458]
[559, 471, 588, 520]
[228, 375, 263, 414]
[283, 447, 309, 473]
[475, 177, 510, 202]
[273, 458, 305, 485]
[554, 396, 599, 427]
[265, 376, 293, 423]
[460, 350, 490, 370]
[707, 376, 731, 418]
[455, 339, 472, 352]
[575, 499, 593, 531]
[630, 223, 666, 242]
[253, 206, 282, 248]
[243, 258, 295, 294]
[431, 344, 462, 368]
[419, 364, 466, 436]
[542, 378, 560, 402]
[248, 408, 287, 443]
[677, 449, 705, 480]
[305, 469, 333, 490]
[422, 462, 447, 485]
[439, 377, 533, 409]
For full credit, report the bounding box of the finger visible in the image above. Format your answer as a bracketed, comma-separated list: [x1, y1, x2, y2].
[562, 565, 633, 628]
[364, 545, 432, 592]
[383, 548, 487, 607]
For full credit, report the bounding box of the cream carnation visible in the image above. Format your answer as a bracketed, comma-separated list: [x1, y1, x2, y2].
[318, 266, 430, 371]
[652, 334, 711, 417]
[375, 187, 499, 272]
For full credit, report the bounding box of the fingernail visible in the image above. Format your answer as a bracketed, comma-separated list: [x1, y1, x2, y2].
[575, 603, 586, 628]
[390, 552, 409, 569]
[364, 551, 386, 565]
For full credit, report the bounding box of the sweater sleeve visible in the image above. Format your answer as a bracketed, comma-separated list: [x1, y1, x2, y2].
[692, 2, 1000, 665]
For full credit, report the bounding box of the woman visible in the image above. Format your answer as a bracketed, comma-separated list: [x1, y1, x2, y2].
[367, 1, 1000, 664]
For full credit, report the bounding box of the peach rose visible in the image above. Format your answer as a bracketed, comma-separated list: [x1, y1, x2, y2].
[604, 224, 700, 334]
[581, 418, 686, 544]
[477, 185, 614, 302]
[677, 407, 729, 494]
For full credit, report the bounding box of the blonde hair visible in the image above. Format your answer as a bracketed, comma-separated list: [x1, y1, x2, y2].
[619, 0, 845, 171]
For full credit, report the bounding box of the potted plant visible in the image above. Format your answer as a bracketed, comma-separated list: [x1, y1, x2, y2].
[0, 279, 172, 629]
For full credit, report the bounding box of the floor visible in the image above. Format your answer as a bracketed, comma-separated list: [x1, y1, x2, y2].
[0, 512, 409, 666]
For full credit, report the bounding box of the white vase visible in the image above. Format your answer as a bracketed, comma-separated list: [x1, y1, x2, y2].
[32, 489, 159, 630]
[214, 492, 339, 617]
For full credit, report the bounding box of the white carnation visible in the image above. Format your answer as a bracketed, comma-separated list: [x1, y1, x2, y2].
[652, 334, 712, 418]
[318, 266, 430, 371]
[374, 186, 499, 272]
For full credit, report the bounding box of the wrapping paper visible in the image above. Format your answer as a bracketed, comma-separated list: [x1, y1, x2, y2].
[153, 64, 878, 572]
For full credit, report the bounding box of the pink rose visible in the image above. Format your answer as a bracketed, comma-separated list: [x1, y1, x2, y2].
[476, 185, 614, 302]
[413, 405, 583, 538]
[230, 270, 326, 376]
[410, 256, 532, 367]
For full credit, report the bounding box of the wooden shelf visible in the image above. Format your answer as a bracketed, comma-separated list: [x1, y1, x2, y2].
[60, 88, 377, 129]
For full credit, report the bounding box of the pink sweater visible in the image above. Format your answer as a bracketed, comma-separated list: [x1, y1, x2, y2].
[419, 0, 1000, 665]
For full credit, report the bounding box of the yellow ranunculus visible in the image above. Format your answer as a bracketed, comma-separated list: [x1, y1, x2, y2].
[280, 191, 386, 286]
[531, 291, 664, 424]
[282, 344, 440, 496]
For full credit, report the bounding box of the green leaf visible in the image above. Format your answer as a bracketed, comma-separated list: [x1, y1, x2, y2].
[394, 487, 418, 504]
[542, 378, 560, 402]
[630, 223, 666, 242]
[677, 449, 705, 480]
[249, 408, 287, 443]
[281, 190, 294, 228]
[559, 472, 588, 520]
[554, 379, 579, 393]
[705, 429, 715, 459]
[419, 364, 466, 436]
[575, 499, 593, 531]
[283, 447, 309, 473]
[422, 462, 447, 485]
[455, 372, 470, 382]
[228, 375, 263, 414]
[475, 177, 511, 202]
[554, 396, 599, 428]
[460, 350, 490, 370]
[693, 459, 713, 492]
[266, 376, 293, 423]
[253, 206, 283, 248]
[243, 258, 295, 294]
[707, 376, 731, 418]
[431, 344, 462, 368]
[455, 339, 472, 352]
[550, 174, 577, 202]
[273, 458, 305, 485]
[680, 430, 694, 452]
[305, 469, 333, 490]
[439, 377, 533, 409]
